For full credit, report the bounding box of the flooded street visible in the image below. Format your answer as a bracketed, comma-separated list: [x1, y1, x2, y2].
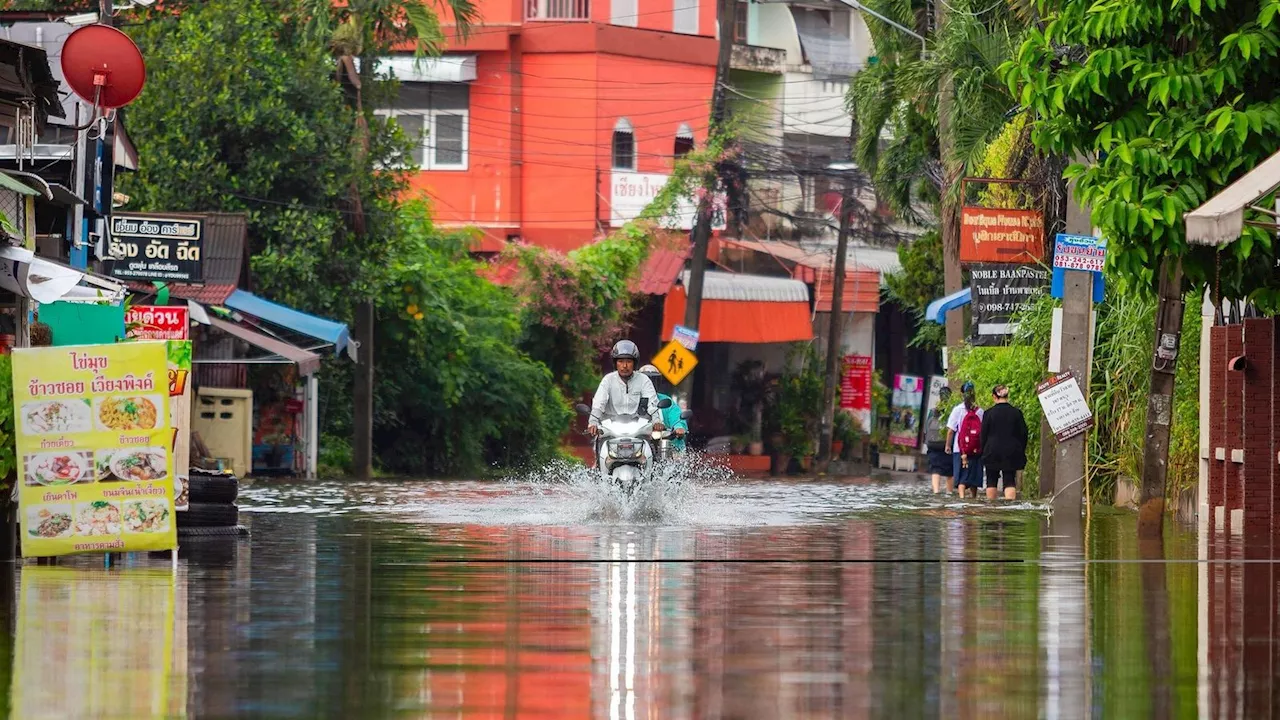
[0, 467, 1250, 718]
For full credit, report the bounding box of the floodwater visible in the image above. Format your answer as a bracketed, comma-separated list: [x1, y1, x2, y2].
[0, 457, 1267, 719]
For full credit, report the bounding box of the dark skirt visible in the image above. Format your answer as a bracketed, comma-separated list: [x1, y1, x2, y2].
[927, 448, 952, 476]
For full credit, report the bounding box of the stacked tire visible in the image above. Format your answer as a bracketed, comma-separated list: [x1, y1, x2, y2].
[178, 468, 248, 538]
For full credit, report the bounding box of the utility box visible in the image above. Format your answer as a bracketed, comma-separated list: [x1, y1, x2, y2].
[193, 388, 253, 478]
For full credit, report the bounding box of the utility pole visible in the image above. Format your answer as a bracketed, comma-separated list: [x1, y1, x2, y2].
[817, 121, 858, 469]
[1138, 258, 1185, 538]
[678, 0, 736, 401]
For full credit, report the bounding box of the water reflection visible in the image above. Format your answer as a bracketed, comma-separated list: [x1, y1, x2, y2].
[0, 479, 1275, 718]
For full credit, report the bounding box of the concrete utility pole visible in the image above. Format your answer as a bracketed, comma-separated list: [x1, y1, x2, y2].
[1138, 258, 1185, 538]
[678, 0, 736, 401]
[1052, 270, 1091, 520]
[817, 124, 858, 468]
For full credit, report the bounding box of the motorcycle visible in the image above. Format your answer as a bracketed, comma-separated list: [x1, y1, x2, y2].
[576, 398, 692, 496]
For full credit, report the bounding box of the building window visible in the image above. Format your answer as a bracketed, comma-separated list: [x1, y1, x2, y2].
[673, 0, 698, 34]
[612, 118, 635, 170]
[376, 82, 470, 170]
[612, 0, 637, 27]
[675, 124, 695, 158]
[734, 1, 749, 43]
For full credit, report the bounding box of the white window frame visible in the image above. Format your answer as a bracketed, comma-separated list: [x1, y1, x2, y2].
[374, 108, 469, 171]
[673, 0, 698, 34]
[612, 118, 636, 171]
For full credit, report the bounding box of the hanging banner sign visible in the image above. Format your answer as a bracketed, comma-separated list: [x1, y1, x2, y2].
[166, 341, 192, 511]
[125, 305, 190, 341]
[1036, 370, 1094, 442]
[889, 374, 925, 448]
[104, 213, 204, 283]
[959, 206, 1045, 263]
[672, 325, 700, 351]
[13, 341, 177, 557]
[969, 263, 1050, 346]
[839, 354, 872, 411]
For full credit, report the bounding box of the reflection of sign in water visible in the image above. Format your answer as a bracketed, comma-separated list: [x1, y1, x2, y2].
[1036, 370, 1094, 442]
[652, 340, 697, 387]
[12, 341, 177, 557]
[13, 567, 184, 718]
[889, 374, 925, 448]
[105, 213, 203, 283]
[960, 207, 1044, 263]
[969, 263, 1049, 346]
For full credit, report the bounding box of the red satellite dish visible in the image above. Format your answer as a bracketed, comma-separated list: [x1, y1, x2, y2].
[60, 24, 146, 110]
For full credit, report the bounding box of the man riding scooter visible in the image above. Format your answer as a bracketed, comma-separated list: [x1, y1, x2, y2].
[638, 364, 688, 453]
[587, 340, 664, 463]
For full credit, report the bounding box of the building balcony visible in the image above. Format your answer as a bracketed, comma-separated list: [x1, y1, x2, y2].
[731, 44, 786, 74]
[525, 0, 589, 21]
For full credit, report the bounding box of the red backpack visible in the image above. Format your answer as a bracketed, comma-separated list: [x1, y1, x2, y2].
[957, 407, 982, 456]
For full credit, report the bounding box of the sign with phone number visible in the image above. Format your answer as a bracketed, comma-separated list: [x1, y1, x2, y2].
[1053, 234, 1107, 273]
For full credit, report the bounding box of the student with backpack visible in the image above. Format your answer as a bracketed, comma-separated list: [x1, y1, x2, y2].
[925, 386, 953, 494]
[945, 381, 984, 498]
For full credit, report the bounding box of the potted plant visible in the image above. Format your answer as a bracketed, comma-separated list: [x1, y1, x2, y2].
[773, 344, 823, 473]
[731, 360, 769, 455]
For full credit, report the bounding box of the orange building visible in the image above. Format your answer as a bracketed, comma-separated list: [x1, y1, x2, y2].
[374, 0, 721, 253]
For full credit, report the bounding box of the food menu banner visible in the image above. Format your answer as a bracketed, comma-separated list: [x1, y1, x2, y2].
[126, 305, 190, 340]
[13, 342, 177, 557]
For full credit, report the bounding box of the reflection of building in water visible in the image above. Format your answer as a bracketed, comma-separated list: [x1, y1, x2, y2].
[12, 564, 187, 719]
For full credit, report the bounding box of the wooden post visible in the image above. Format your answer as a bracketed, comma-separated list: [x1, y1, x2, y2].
[352, 300, 374, 480]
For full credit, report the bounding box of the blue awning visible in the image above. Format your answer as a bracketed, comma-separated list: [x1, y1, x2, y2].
[925, 288, 971, 325]
[223, 289, 353, 359]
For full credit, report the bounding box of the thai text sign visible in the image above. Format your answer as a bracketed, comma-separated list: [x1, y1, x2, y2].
[1053, 233, 1107, 273]
[840, 354, 872, 411]
[126, 305, 190, 340]
[610, 172, 726, 231]
[889, 374, 925, 448]
[105, 213, 203, 283]
[13, 341, 177, 557]
[969, 264, 1050, 346]
[960, 207, 1044, 263]
[1036, 370, 1094, 442]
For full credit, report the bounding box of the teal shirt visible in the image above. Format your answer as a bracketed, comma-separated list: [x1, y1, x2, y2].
[657, 393, 687, 450]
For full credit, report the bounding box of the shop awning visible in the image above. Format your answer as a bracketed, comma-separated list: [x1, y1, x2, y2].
[718, 238, 882, 312]
[366, 54, 477, 83]
[632, 247, 688, 294]
[223, 289, 353, 359]
[661, 271, 814, 344]
[0, 246, 126, 304]
[926, 287, 971, 324]
[1185, 148, 1280, 246]
[206, 317, 321, 376]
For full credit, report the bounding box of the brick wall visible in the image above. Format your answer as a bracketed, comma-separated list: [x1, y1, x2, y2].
[1225, 327, 1245, 512]
[1209, 325, 1228, 509]
[1242, 319, 1274, 536]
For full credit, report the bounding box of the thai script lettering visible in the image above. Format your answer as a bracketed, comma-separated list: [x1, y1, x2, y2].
[69, 351, 109, 371]
[39, 438, 75, 449]
[119, 435, 151, 446]
[90, 372, 156, 394]
[41, 490, 78, 503]
[74, 540, 126, 551]
[102, 484, 167, 499]
[27, 380, 85, 397]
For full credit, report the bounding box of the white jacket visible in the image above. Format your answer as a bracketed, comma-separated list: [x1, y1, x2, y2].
[589, 371, 659, 427]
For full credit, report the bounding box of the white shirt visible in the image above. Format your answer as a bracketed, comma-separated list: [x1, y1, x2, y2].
[589, 371, 658, 426]
[946, 403, 984, 453]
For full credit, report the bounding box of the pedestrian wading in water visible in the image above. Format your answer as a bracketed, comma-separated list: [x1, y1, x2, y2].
[925, 386, 953, 494]
[945, 381, 984, 498]
[980, 384, 1028, 501]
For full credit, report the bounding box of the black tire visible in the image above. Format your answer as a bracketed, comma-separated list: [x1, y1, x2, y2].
[178, 525, 249, 538]
[177, 502, 240, 528]
[188, 474, 238, 504]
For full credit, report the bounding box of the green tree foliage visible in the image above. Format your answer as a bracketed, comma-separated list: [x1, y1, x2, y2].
[1006, 0, 1280, 308]
[884, 229, 948, 350]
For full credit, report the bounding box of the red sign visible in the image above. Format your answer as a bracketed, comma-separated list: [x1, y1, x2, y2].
[960, 206, 1045, 263]
[125, 305, 189, 340]
[840, 354, 872, 411]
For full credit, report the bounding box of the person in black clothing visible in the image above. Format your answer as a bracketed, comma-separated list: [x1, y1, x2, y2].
[980, 384, 1028, 501]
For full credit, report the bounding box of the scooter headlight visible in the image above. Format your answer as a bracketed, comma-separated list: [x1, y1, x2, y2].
[608, 439, 640, 459]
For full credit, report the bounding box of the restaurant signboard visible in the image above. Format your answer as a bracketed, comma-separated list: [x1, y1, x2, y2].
[104, 213, 204, 283]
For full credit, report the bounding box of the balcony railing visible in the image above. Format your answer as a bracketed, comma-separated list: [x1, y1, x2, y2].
[525, 0, 589, 20]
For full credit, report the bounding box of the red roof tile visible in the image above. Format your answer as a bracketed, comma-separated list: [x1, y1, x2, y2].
[633, 247, 688, 295]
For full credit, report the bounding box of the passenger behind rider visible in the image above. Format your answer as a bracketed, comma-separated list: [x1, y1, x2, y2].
[638, 364, 688, 452]
[587, 341, 665, 458]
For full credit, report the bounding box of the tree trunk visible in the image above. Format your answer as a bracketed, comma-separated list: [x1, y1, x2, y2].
[1138, 257, 1185, 539]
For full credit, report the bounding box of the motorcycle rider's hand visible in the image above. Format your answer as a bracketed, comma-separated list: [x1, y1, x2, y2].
[674, 428, 686, 437]
[653, 422, 665, 431]
[587, 424, 599, 437]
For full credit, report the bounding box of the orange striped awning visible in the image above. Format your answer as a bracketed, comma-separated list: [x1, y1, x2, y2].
[660, 272, 814, 344]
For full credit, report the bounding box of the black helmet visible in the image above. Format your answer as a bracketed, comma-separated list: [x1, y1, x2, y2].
[611, 340, 639, 361]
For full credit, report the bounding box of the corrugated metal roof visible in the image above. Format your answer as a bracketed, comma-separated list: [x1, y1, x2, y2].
[679, 270, 810, 303]
[127, 282, 238, 305]
[812, 266, 881, 314]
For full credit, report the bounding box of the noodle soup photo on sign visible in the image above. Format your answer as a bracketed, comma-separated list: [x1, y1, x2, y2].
[24, 452, 92, 487]
[26, 505, 73, 539]
[124, 499, 171, 534]
[20, 399, 91, 435]
[73, 501, 121, 537]
[93, 394, 164, 432]
[96, 447, 168, 483]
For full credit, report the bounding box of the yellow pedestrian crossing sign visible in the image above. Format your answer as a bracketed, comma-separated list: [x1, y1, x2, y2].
[653, 339, 697, 386]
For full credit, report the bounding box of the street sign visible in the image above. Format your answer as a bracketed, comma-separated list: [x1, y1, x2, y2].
[672, 325, 699, 351]
[653, 339, 697, 386]
[1036, 370, 1094, 442]
[1053, 233, 1107, 272]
